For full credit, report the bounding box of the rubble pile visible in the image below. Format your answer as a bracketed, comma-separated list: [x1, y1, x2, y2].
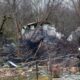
[0, 23, 80, 67]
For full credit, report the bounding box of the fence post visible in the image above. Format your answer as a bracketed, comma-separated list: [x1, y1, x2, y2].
[36, 60, 39, 80]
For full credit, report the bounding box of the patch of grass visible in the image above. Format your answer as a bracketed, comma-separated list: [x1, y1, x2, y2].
[26, 71, 49, 80]
[37, 76, 48, 80]
[0, 76, 27, 80]
[0, 76, 49, 80]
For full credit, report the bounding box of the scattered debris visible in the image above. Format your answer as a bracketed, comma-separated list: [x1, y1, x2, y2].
[8, 61, 18, 68]
[0, 22, 80, 68]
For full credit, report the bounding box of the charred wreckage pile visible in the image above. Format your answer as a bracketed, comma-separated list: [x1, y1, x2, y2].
[0, 21, 80, 67]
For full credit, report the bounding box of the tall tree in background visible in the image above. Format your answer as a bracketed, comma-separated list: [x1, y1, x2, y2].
[0, 0, 80, 37]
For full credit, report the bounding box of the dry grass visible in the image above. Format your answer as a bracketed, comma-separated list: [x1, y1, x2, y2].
[0, 76, 49, 80]
[34, 76, 49, 80]
[0, 76, 27, 80]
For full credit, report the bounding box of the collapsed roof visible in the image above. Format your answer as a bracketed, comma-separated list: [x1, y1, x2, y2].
[0, 22, 80, 67]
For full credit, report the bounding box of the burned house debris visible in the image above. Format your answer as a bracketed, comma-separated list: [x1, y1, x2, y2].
[0, 21, 80, 68]
[67, 27, 80, 45]
[16, 22, 79, 66]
